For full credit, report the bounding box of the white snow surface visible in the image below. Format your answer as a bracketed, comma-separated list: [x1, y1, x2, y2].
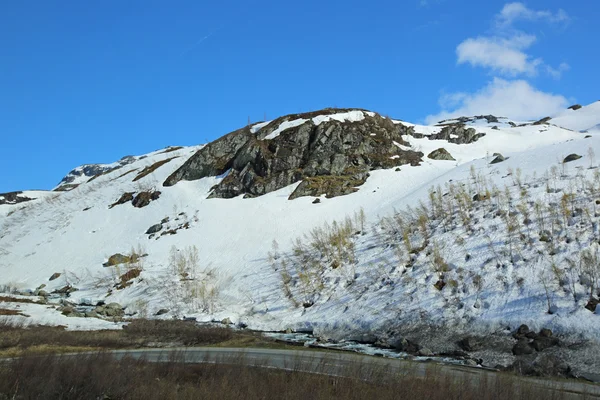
[1, 105, 600, 339]
[263, 110, 367, 140]
[550, 101, 600, 132]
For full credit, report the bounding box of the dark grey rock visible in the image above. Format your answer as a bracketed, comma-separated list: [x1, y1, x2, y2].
[146, 224, 163, 235]
[155, 308, 169, 316]
[49, 272, 61, 281]
[490, 154, 505, 164]
[0, 191, 34, 205]
[164, 109, 423, 200]
[512, 339, 534, 355]
[132, 191, 161, 208]
[563, 154, 582, 163]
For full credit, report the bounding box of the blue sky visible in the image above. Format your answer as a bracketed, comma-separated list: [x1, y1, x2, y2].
[1, 1, 598, 192]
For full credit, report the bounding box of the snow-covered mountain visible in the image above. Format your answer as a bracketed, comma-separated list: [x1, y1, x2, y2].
[2, 103, 600, 372]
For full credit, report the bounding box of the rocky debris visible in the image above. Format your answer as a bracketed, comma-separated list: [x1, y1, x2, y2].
[114, 268, 142, 290]
[457, 336, 482, 352]
[95, 302, 125, 318]
[397, 338, 421, 354]
[289, 171, 369, 199]
[512, 339, 535, 355]
[533, 116, 552, 125]
[531, 336, 560, 351]
[568, 104, 582, 110]
[164, 109, 423, 200]
[427, 148, 455, 161]
[416, 124, 485, 145]
[53, 285, 78, 296]
[0, 191, 34, 205]
[55, 156, 138, 191]
[490, 153, 505, 164]
[475, 115, 499, 124]
[585, 297, 599, 312]
[146, 224, 163, 235]
[510, 355, 571, 377]
[512, 325, 560, 355]
[563, 154, 582, 163]
[49, 272, 61, 281]
[132, 190, 161, 208]
[109, 192, 135, 208]
[155, 308, 169, 316]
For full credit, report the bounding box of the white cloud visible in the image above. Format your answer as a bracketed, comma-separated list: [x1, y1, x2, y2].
[455, 3, 570, 78]
[456, 34, 541, 76]
[496, 2, 570, 28]
[425, 78, 569, 124]
[546, 62, 570, 80]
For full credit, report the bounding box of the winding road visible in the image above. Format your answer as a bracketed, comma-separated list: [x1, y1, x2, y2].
[103, 347, 600, 399]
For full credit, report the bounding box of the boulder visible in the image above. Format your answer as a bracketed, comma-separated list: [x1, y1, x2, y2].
[568, 104, 582, 110]
[533, 117, 552, 125]
[104, 253, 131, 267]
[398, 339, 421, 354]
[427, 148, 455, 161]
[146, 224, 163, 235]
[418, 347, 434, 357]
[132, 191, 161, 208]
[221, 317, 232, 325]
[512, 339, 534, 355]
[563, 154, 582, 163]
[490, 154, 505, 164]
[109, 192, 135, 208]
[585, 297, 599, 312]
[155, 308, 169, 316]
[531, 336, 559, 351]
[49, 272, 61, 281]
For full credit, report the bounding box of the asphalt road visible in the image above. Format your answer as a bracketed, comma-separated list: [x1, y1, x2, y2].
[104, 347, 600, 399]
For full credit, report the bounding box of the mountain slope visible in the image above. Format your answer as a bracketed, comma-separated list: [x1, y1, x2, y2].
[1, 105, 600, 362]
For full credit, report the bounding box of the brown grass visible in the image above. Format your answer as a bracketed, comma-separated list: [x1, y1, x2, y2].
[0, 296, 39, 304]
[133, 157, 178, 182]
[0, 352, 581, 400]
[0, 309, 23, 316]
[158, 146, 183, 154]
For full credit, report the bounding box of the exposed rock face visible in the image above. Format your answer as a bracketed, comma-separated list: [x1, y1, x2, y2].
[427, 148, 455, 161]
[0, 191, 34, 205]
[533, 116, 552, 125]
[411, 124, 485, 145]
[568, 104, 582, 110]
[55, 155, 138, 191]
[164, 109, 423, 200]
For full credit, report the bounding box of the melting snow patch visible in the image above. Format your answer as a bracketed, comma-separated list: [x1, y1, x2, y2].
[264, 111, 367, 140]
[264, 119, 308, 140]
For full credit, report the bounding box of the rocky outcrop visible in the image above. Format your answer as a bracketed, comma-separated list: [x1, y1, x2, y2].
[411, 124, 485, 145]
[164, 109, 423, 200]
[533, 117, 552, 125]
[568, 104, 582, 111]
[55, 155, 138, 191]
